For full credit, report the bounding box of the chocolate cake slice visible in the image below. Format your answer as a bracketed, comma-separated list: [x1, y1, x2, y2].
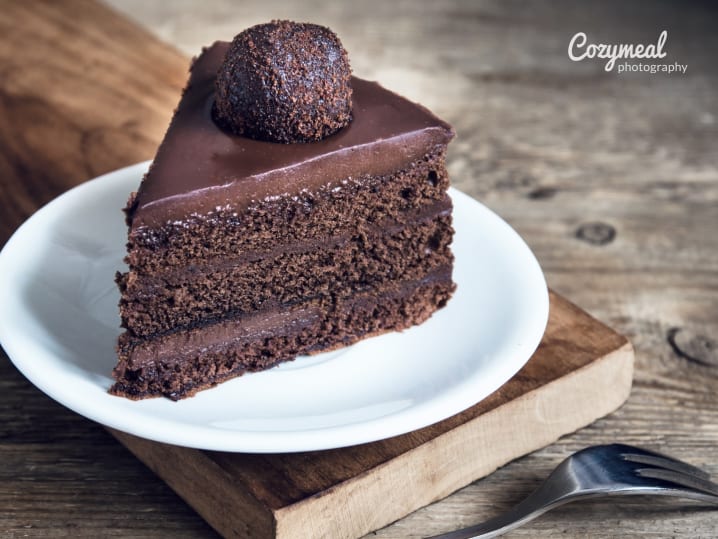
[112, 22, 456, 400]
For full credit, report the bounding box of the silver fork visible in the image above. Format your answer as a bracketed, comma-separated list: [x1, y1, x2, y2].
[429, 443, 718, 539]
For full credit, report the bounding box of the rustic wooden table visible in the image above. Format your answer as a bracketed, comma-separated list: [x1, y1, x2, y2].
[1, 0, 716, 537]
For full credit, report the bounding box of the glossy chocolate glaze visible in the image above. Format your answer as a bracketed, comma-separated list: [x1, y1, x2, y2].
[130, 41, 454, 228]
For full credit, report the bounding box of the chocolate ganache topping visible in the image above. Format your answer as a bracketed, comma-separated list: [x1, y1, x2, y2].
[213, 20, 353, 143]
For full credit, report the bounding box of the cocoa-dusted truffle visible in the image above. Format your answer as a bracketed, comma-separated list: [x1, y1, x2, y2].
[213, 20, 353, 143]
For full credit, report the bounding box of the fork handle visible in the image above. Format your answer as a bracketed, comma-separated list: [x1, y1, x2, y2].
[427, 507, 552, 538]
[427, 492, 569, 539]
[428, 460, 579, 539]
[427, 487, 718, 539]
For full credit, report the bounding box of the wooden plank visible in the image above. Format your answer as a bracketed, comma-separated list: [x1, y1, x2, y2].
[109, 292, 633, 538]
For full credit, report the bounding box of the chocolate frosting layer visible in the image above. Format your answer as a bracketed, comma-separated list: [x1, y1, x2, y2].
[123, 266, 453, 369]
[125, 306, 322, 369]
[131, 41, 454, 228]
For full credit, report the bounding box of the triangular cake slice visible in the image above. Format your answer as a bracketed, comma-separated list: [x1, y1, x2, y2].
[113, 27, 455, 400]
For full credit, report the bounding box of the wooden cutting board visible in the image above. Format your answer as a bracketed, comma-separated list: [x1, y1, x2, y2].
[108, 291, 632, 539]
[0, 2, 633, 538]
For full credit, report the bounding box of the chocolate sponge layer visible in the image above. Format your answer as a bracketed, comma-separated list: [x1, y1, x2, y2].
[119, 209, 453, 337]
[114, 146, 456, 399]
[111, 272, 454, 400]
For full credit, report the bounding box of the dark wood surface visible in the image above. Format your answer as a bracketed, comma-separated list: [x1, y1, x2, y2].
[1, 0, 717, 537]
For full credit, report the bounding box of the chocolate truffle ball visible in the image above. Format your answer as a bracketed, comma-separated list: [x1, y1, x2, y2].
[213, 20, 353, 143]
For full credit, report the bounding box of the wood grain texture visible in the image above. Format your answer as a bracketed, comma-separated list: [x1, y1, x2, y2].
[1, 0, 717, 537]
[108, 292, 633, 539]
[0, 0, 186, 246]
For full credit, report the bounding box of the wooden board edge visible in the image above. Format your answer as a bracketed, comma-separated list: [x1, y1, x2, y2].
[108, 429, 277, 538]
[274, 340, 634, 539]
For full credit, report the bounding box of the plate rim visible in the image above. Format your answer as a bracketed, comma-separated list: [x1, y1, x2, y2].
[0, 161, 549, 453]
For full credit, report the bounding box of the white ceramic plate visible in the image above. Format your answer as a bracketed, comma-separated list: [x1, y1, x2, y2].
[0, 162, 548, 453]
